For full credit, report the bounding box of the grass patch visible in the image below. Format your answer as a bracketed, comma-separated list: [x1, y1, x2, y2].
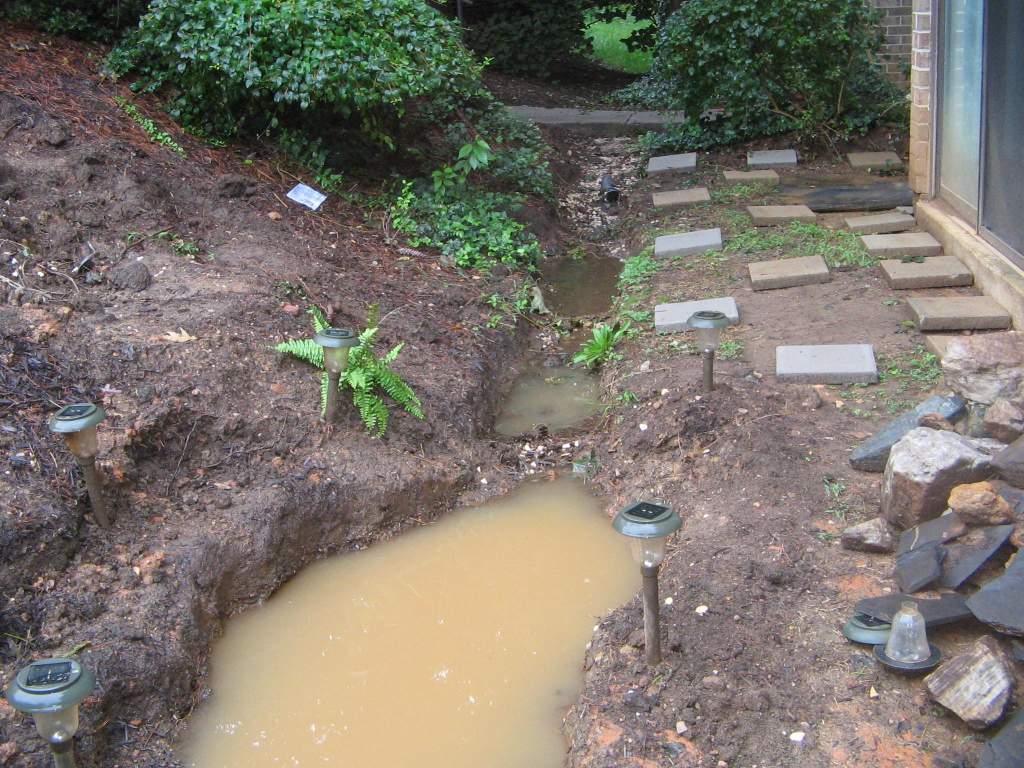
[724, 222, 873, 268]
[584, 11, 652, 74]
[716, 339, 744, 360]
[726, 228, 789, 254]
[878, 345, 942, 390]
[709, 183, 772, 204]
[619, 248, 660, 289]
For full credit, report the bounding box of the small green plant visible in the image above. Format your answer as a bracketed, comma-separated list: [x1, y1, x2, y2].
[787, 222, 872, 268]
[725, 228, 789, 254]
[275, 306, 423, 437]
[619, 309, 653, 324]
[114, 96, 186, 157]
[171, 237, 201, 259]
[823, 475, 850, 522]
[573, 321, 631, 369]
[878, 346, 942, 391]
[716, 340, 744, 360]
[619, 249, 660, 289]
[709, 184, 771, 203]
[618, 390, 639, 404]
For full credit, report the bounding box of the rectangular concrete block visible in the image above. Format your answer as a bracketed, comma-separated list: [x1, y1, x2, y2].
[907, 296, 1012, 331]
[848, 151, 904, 170]
[647, 153, 697, 174]
[861, 232, 942, 257]
[723, 170, 779, 184]
[654, 228, 723, 259]
[652, 187, 710, 208]
[880, 256, 974, 289]
[747, 204, 816, 226]
[747, 149, 797, 169]
[844, 211, 916, 234]
[776, 344, 878, 384]
[655, 297, 739, 334]
[749, 255, 830, 291]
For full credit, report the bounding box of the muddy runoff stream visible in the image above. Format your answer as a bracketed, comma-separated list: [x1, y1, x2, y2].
[182, 479, 636, 767]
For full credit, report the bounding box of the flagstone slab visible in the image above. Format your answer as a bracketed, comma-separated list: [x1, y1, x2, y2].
[747, 204, 816, 226]
[647, 153, 698, 174]
[776, 344, 878, 384]
[907, 297, 1012, 331]
[652, 187, 710, 208]
[654, 297, 739, 334]
[723, 169, 779, 184]
[844, 211, 916, 234]
[880, 256, 974, 289]
[749, 255, 830, 291]
[848, 151, 903, 170]
[654, 228, 722, 259]
[861, 232, 943, 257]
[747, 149, 797, 169]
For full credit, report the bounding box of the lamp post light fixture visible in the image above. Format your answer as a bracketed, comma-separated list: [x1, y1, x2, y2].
[6, 658, 96, 768]
[688, 310, 730, 393]
[315, 327, 358, 423]
[49, 403, 111, 528]
[613, 500, 681, 665]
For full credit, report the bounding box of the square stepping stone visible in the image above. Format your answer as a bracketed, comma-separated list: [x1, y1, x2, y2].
[880, 256, 973, 289]
[655, 297, 739, 334]
[647, 153, 697, 174]
[776, 344, 878, 384]
[907, 296, 1012, 331]
[844, 211, 915, 234]
[747, 149, 797, 169]
[861, 232, 942, 257]
[748, 255, 830, 291]
[654, 228, 722, 259]
[652, 187, 710, 208]
[747, 204, 816, 226]
[848, 151, 903, 171]
[723, 169, 779, 184]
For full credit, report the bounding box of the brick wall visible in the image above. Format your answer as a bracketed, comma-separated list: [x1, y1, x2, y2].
[908, 0, 933, 194]
[871, 0, 914, 83]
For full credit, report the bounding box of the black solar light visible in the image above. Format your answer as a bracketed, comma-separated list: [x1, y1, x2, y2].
[6, 658, 95, 768]
[49, 403, 110, 528]
[613, 501, 681, 665]
[688, 310, 730, 392]
[315, 327, 358, 423]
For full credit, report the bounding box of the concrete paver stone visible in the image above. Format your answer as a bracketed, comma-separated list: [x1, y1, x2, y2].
[848, 151, 903, 170]
[844, 211, 916, 234]
[647, 153, 698, 174]
[652, 188, 710, 208]
[880, 256, 974, 289]
[723, 170, 779, 183]
[654, 297, 739, 334]
[748, 204, 816, 226]
[747, 149, 798, 168]
[907, 297, 1012, 331]
[654, 228, 722, 259]
[776, 344, 878, 384]
[748, 255, 830, 291]
[861, 232, 942, 257]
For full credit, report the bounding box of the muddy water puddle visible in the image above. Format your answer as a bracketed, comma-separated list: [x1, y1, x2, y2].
[539, 252, 621, 317]
[494, 364, 602, 436]
[182, 480, 636, 768]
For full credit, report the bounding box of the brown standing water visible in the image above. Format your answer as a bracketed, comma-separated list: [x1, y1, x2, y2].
[181, 480, 637, 768]
[494, 364, 602, 436]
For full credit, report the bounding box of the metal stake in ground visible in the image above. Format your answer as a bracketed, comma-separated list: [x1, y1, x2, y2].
[315, 327, 358, 423]
[49, 403, 111, 528]
[688, 310, 729, 393]
[6, 657, 96, 768]
[613, 501, 682, 665]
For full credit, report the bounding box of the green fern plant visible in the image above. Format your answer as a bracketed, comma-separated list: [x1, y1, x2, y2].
[275, 306, 424, 437]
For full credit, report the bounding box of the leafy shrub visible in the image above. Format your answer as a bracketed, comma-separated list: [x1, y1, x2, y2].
[623, 0, 905, 149]
[275, 307, 423, 437]
[109, 0, 478, 146]
[3, 0, 147, 42]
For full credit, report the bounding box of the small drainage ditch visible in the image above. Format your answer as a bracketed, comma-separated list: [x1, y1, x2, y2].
[180, 479, 635, 768]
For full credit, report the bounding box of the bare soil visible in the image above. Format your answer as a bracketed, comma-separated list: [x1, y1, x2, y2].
[0, 25, 1017, 768]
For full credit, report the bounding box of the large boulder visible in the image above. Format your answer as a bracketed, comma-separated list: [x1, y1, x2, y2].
[943, 332, 1024, 405]
[882, 428, 1003, 529]
[849, 394, 966, 472]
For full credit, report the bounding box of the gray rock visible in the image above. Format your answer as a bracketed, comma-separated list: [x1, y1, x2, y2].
[850, 394, 967, 472]
[855, 593, 972, 628]
[882, 428, 1004, 529]
[984, 399, 1024, 442]
[897, 511, 967, 555]
[894, 543, 944, 592]
[942, 332, 1024, 405]
[992, 436, 1024, 487]
[939, 525, 1014, 589]
[967, 554, 1024, 636]
[108, 260, 152, 292]
[841, 517, 895, 553]
[979, 709, 1024, 768]
[926, 637, 1013, 729]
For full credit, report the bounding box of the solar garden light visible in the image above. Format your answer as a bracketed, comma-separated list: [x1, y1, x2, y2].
[5, 657, 95, 768]
[613, 501, 681, 665]
[49, 403, 111, 528]
[874, 600, 941, 674]
[688, 310, 729, 393]
[315, 327, 358, 423]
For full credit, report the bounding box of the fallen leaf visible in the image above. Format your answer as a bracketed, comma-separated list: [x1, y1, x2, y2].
[155, 328, 197, 343]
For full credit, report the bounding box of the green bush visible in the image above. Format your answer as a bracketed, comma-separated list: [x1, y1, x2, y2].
[3, 0, 147, 41]
[108, 0, 478, 146]
[622, 0, 905, 148]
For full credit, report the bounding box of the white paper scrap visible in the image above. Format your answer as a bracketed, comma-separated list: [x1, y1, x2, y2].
[286, 183, 327, 211]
